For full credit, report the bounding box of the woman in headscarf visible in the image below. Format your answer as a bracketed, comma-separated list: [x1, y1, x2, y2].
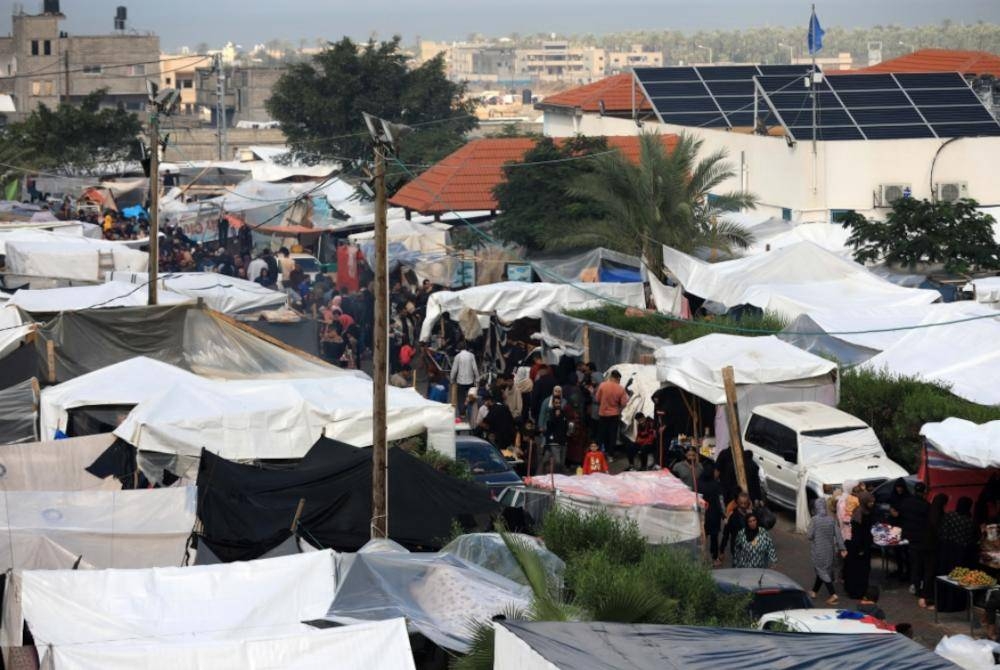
[699, 462, 725, 566]
[734, 512, 777, 569]
[808, 497, 846, 605]
[836, 480, 860, 543]
[887, 478, 911, 580]
[936, 497, 979, 613]
[844, 486, 876, 599]
[919, 493, 950, 610]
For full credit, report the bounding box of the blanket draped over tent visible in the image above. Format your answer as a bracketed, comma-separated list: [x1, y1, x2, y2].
[196, 440, 499, 562]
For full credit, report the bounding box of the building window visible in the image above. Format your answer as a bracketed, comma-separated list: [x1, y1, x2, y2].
[127, 64, 145, 76]
[30, 80, 53, 96]
[180, 79, 193, 89]
[781, 207, 792, 221]
[43, 40, 51, 56]
[165, 77, 172, 85]
[31, 40, 39, 56]
[31, 80, 41, 96]
[82, 64, 103, 75]
[830, 209, 855, 223]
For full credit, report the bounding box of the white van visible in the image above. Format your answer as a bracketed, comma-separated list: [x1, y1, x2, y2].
[742, 402, 908, 510]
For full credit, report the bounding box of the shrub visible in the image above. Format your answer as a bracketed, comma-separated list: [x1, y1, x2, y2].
[539, 506, 646, 565]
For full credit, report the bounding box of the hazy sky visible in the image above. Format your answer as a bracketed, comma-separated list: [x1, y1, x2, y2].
[18, 0, 1000, 50]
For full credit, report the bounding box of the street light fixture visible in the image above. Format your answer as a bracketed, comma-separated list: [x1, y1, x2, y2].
[898, 40, 916, 53]
[696, 44, 713, 65]
[778, 42, 795, 65]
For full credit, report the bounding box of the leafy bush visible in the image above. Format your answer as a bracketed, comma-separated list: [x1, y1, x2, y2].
[564, 305, 787, 344]
[840, 368, 1000, 472]
[539, 506, 646, 565]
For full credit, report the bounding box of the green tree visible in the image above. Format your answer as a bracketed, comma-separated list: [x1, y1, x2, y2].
[842, 197, 1000, 275]
[2, 90, 142, 173]
[265, 37, 476, 192]
[547, 132, 757, 269]
[491, 135, 609, 250]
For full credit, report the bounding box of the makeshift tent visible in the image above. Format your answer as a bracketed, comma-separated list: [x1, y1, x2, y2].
[661, 241, 939, 320]
[8, 281, 191, 313]
[526, 470, 702, 545]
[0, 303, 34, 359]
[3, 550, 340, 663]
[493, 621, 956, 670]
[47, 619, 414, 670]
[530, 247, 645, 283]
[0, 433, 118, 490]
[0, 377, 38, 444]
[920, 419, 1000, 508]
[0, 486, 196, 572]
[196, 440, 498, 561]
[778, 314, 881, 366]
[4, 238, 148, 281]
[539, 310, 671, 372]
[107, 271, 287, 314]
[971, 277, 1000, 306]
[324, 540, 531, 652]
[440, 533, 565, 587]
[420, 281, 646, 341]
[654, 334, 839, 453]
[742, 222, 854, 259]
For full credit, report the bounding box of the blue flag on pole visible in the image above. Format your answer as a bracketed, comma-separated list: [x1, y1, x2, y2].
[808, 8, 825, 55]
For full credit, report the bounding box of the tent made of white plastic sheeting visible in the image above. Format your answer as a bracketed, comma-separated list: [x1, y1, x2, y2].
[661, 241, 939, 320]
[793, 428, 888, 532]
[0, 486, 196, 573]
[0, 377, 38, 444]
[529, 247, 645, 283]
[4, 238, 148, 281]
[8, 281, 192, 313]
[324, 540, 531, 653]
[538, 311, 671, 374]
[742, 222, 854, 259]
[106, 271, 288, 314]
[0, 304, 33, 359]
[348, 218, 451, 254]
[2, 551, 341, 665]
[609, 364, 659, 441]
[921, 418, 1000, 470]
[349, 219, 455, 285]
[420, 281, 646, 341]
[440, 533, 566, 588]
[0, 433, 119, 490]
[46, 619, 416, 670]
[655, 334, 839, 453]
[969, 277, 1000, 307]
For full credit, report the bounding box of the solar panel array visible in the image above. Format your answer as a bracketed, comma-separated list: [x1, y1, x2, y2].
[634, 66, 1000, 141]
[634, 65, 811, 129]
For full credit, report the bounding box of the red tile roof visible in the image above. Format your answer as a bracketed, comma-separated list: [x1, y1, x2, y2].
[390, 135, 677, 215]
[841, 49, 1000, 78]
[536, 73, 652, 113]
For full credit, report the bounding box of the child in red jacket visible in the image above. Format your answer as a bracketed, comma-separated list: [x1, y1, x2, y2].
[583, 441, 609, 475]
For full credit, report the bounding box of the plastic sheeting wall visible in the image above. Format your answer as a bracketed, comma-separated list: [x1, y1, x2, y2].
[540, 310, 671, 372]
[0, 377, 37, 444]
[0, 433, 118, 490]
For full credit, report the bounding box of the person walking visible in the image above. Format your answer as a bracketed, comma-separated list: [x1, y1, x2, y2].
[893, 481, 930, 597]
[451, 343, 479, 417]
[808, 497, 846, 605]
[733, 513, 777, 569]
[542, 400, 570, 474]
[594, 370, 628, 457]
[918, 494, 949, 610]
[699, 463, 725, 565]
[719, 490, 752, 566]
[844, 487, 876, 600]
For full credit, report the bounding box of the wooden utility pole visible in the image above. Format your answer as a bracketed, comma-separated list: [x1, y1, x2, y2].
[721, 366, 748, 494]
[148, 108, 160, 306]
[370, 140, 389, 539]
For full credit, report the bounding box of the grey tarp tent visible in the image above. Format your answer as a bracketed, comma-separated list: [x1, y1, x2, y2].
[494, 621, 958, 670]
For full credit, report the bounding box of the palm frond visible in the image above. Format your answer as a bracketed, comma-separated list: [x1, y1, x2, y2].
[499, 531, 575, 622]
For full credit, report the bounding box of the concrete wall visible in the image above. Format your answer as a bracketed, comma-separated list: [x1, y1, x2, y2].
[161, 126, 286, 162]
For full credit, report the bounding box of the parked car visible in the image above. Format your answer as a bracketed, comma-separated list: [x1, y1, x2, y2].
[278, 253, 322, 287]
[455, 436, 523, 499]
[758, 609, 896, 634]
[742, 402, 908, 510]
[712, 568, 813, 620]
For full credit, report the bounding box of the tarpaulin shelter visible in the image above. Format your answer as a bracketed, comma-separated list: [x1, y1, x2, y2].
[440, 533, 565, 587]
[539, 310, 671, 372]
[0, 377, 38, 444]
[661, 241, 939, 320]
[195, 440, 498, 561]
[8, 281, 191, 314]
[107, 270, 288, 314]
[324, 540, 531, 652]
[654, 334, 839, 452]
[530, 247, 645, 283]
[525, 470, 702, 545]
[919, 418, 1000, 509]
[492, 621, 958, 670]
[4, 237, 148, 281]
[47, 619, 414, 670]
[420, 281, 646, 341]
[0, 433, 118, 490]
[2, 550, 341, 667]
[0, 304, 33, 361]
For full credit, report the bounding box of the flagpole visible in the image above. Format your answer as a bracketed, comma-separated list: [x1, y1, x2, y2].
[811, 4, 819, 196]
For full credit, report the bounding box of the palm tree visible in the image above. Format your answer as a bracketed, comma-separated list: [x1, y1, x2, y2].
[552, 131, 758, 271]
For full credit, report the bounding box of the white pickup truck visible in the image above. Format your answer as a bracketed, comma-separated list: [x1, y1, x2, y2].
[743, 402, 908, 510]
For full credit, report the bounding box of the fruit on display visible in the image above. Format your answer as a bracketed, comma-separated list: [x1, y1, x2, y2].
[949, 567, 997, 587]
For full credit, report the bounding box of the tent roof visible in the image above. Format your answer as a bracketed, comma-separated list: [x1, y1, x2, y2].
[106, 271, 287, 314]
[921, 418, 1000, 469]
[654, 334, 837, 404]
[662, 241, 939, 320]
[9, 282, 191, 313]
[494, 621, 957, 670]
[0, 433, 119, 491]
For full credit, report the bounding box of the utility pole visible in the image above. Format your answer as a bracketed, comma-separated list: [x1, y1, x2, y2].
[215, 53, 227, 161]
[362, 112, 410, 540]
[148, 108, 160, 305]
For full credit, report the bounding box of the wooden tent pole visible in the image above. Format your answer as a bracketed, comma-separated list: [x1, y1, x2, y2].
[722, 366, 748, 495]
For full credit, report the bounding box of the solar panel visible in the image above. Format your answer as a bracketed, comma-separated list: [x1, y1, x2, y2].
[634, 66, 1000, 140]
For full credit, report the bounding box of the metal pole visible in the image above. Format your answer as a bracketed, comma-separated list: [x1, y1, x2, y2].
[371, 143, 389, 539]
[148, 110, 160, 306]
[215, 54, 226, 161]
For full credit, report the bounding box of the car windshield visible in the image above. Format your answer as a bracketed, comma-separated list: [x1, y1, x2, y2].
[457, 443, 510, 475]
[294, 258, 320, 272]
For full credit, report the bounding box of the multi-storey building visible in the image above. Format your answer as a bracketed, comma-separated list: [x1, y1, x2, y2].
[606, 45, 664, 74]
[514, 41, 605, 84]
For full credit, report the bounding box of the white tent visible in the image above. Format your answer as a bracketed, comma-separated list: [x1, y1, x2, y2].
[655, 334, 839, 452]
[8, 281, 191, 312]
[420, 281, 646, 341]
[0, 486, 196, 572]
[921, 418, 1000, 470]
[0, 433, 119, 491]
[348, 218, 451, 255]
[106, 271, 287, 314]
[4, 237, 148, 281]
[742, 222, 853, 259]
[662, 241, 939, 320]
[47, 619, 415, 670]
[0, 304, 33, 359]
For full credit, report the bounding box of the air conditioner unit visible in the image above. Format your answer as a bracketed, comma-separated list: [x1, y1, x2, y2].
[876, 183, 911, 207]
[935, 181, 969, 203]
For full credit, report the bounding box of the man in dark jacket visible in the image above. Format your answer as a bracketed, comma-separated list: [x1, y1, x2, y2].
[893, 481, 930, 595]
